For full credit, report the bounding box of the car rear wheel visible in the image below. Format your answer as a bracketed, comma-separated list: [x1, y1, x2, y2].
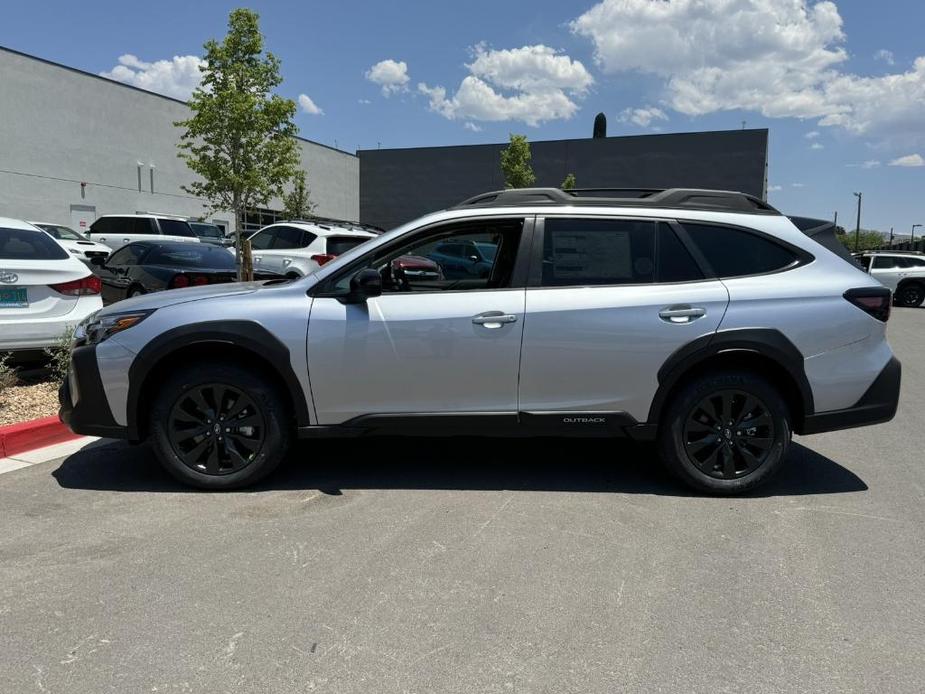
[149, 363, 291, 489]
[896, 282, 924, 308]
[128, 286, 145, 298]
[657, 370, 791, 495]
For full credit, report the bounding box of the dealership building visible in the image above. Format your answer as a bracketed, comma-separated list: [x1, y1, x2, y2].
[1, 45, 768, 235]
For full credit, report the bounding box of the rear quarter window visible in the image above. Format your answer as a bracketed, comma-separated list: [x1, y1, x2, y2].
[682, 223, 800, 278]
[0, 227, 69, 260]
[326, 236, 369, 256]
[157, 219, 196, 238]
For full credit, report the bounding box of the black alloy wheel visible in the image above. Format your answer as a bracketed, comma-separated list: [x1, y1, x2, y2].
[167, 382, 266, 475]
[682, 389, 775, 479]
[897, 283, 924, 307]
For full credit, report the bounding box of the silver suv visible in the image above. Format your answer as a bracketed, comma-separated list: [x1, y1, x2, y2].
[60, 188, 901, 494]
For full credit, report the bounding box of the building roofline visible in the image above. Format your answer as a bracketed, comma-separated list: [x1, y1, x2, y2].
[358, 127, 770, 154]
[0, 44, 356, 158]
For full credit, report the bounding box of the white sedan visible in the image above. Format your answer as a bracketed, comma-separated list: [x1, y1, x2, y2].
[28, 221, 111, 263]
[0, 217, 103, 353]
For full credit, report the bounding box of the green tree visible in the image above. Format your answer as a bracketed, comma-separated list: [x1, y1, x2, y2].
[838, 229, 886, 252]
[283, 169, 316, 219]
[175, 8, 300, 279]
[561, 173, 576, 190]
[499, 134, 536, 188]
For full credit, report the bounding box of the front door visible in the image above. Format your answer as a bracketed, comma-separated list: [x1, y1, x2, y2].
[306, 218, 529, 425]
[518, 217, 729, 423]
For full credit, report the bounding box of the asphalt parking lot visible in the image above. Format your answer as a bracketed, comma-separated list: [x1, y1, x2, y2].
[1, 310, 923, 693]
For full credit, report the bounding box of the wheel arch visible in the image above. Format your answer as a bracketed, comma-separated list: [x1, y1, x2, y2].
[127, 321, 311, 440]
[647, 329, 815, 434]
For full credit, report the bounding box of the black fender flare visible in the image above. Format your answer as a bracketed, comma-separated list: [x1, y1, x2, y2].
[647, 328, 815, 427]
[126, 320, 311, 437]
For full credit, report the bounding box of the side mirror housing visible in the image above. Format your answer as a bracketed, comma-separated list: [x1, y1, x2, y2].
[346, 268, 382, 303]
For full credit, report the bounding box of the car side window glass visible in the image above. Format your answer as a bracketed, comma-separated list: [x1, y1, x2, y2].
[249, 228, 276, 250]
[273, 226, 304, 250]
[872, 256, 897, 269]
[908, 257, 925, 267]
[90, 218, 110, 234]
[541, 218, 655, 287]
[329, 219, 524, 294]
[300, 231, 317, 248]
[108, 244, 146, 265]
[657, 223, 703, 282]
[682, 223, 798, 278]
[132, 218, 152, 235]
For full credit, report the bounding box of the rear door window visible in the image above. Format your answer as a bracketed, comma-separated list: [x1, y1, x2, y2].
[682, 223, 799, 278]
[272, 226, 306, 249]
[132, 218, 154, 235]
[157, 219, 196, 237]
[0, 227, 69, 260]
[541, 218, 655, 287]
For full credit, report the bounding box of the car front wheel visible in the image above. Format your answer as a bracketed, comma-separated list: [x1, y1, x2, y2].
[657, 370, 791, 495]
[149, 363, 291, 489]
[896, 282, 924, 308]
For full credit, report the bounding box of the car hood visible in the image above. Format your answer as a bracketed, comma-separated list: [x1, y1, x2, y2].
[95, 279, 269, 316]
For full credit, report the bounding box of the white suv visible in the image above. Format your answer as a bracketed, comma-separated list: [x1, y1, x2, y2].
[86, 215, 200, 252]
[61, 188, 901, 495]
[855, 251, 925, 307]
[246, 221, 376, 277]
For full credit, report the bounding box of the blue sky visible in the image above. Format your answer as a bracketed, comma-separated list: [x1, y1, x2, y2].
[2, 0, 923, 234]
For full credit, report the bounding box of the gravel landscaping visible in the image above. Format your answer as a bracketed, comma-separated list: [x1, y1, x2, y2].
[0, 380, 60, 427]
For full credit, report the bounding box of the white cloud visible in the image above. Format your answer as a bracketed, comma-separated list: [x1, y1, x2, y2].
[792, 183, 806, 188]
[805, 130, 820, 139]
[358, 98, 372, 105]
[570, 1, 925, 144]
[464, 122, 483, 132]
[889, 154, 925, 167]
[768, 184, 783, 192]
[365, 59, 410, 96]
[875, 49, 896, 66]
[100, 54, 204, 100]
[618, 106, 668, 128]
[846, 160, 882, 169]
[298, 93, 323, 115]
[418, 44, 592, 127]
[810, 142, 824, 150]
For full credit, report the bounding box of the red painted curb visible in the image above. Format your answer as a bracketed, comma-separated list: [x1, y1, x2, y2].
[0, 416, 80, 459]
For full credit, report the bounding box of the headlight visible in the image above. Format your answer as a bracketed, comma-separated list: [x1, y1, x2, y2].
[75, 310, 154, 346]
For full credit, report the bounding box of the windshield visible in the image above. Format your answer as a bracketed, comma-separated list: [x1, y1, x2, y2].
[37, 224, 87, 241]
[158, 219, 197, 238]
[146, 245, 236, 269]
[190, 223, 224, 239]
[0, 227, 70, 260]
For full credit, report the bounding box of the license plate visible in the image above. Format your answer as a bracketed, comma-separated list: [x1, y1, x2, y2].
[0, 287, 28, 307]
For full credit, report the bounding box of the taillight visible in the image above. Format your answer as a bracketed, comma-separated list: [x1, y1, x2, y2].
[844, 287, 891, 322]
[311, 253, 337, 266]
[49, 275, 101, 296]
[191, 275, 210, 286]
[170, 274, 190, 289]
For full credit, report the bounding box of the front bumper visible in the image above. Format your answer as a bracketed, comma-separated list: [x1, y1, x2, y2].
[59, 344, 132, 439]
[799, 356, 901, 435]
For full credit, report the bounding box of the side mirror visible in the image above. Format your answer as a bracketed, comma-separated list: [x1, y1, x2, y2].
[90, 256, 106, 267]
[347, 268, 382, 302]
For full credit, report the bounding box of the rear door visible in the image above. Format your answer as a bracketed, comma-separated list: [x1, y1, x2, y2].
[518, 217, 729, 424]
[869, 255, 905, 290]
[251, 226, 312, 274]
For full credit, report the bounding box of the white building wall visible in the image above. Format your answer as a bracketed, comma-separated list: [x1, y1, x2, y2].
[0, 47, 359, 232]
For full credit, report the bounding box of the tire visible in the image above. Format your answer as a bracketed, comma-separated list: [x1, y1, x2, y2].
[895, 282, 924, 308]
[657, 370, 791, 495]
[128, 286, 146, 298]
[149, 362, 291, 490]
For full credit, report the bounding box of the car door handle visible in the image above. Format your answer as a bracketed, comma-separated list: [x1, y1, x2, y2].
[659, 305, 706, 323]
[472, 311, 518, 328]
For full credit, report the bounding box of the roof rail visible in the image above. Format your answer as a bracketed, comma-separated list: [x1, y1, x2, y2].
[452, 187, 779, 215]
[277, 216, 385, 234]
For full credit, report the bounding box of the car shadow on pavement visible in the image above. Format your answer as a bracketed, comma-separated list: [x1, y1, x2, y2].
[52, 437, 867, 498]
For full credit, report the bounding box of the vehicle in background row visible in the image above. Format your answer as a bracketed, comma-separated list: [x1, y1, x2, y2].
[246, 222, 375, 277]
[86, 215, 200, 252]
[189, 222, 234, 248]
[61, 187, 901, 495]
[424, 238, 497, 279]
[91, 241, 281, 305]
[0, 217, 102, 355]
[854, 251, 925, 307]
[28, 222, 111, 263]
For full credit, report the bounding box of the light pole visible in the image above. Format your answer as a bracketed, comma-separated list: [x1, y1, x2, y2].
[913, 224, 923, 249]
[853, 192, 862, 252]
[889, 227, 894, 247]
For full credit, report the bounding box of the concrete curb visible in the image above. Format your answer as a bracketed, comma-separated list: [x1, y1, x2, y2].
[0, 416, 80, 459]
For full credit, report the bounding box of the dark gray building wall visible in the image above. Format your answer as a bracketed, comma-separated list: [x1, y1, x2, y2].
[359, 129, 769, 229]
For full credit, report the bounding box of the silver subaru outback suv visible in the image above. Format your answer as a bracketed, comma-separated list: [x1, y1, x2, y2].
[60, 188, 901, 494]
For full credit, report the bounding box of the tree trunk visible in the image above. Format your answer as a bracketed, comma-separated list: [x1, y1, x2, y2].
[233, 202, 244, 282]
